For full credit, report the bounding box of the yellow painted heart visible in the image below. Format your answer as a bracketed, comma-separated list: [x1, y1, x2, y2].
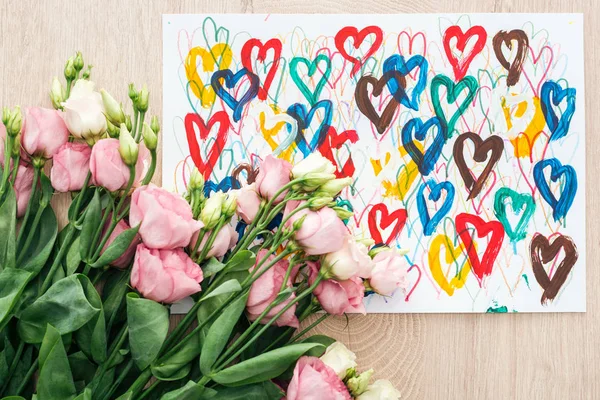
[382, 145, 421, 201]
[428, 234, 472, 296]
[502, 95, 546, 158]
[185, 44, 233, 108]
[258, 104, 297, 161]
[370, 152, 390, 176]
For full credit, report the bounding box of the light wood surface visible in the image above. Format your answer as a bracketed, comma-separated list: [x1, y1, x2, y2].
[1, 1, 597, 398]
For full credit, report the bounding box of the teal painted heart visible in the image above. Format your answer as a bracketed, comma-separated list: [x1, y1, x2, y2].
[493, 187, 535, 243]
[430, 74, 478, 138]
[289, 54, 332, 106]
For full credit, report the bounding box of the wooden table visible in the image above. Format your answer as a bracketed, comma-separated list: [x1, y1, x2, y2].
[1, 1, 598, 398]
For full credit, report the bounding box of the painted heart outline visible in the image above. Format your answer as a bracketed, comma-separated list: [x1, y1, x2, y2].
[540, 80, 577, 141]
[211, 68, 260, 122]
[492, 29, 529, 87]
[286, 100, 333, 157]
[355, 70, 405, 135]
[430, 74, 478, 139]
[368, 203, 408, 245]
[184, 111, 230, 179]
[417, 179, 455, 236]
[382, 54, 429, 110]
[335, 25, 383, 77]
[533, 157, 578, 221]
[493, 187, 536, 244]
[443, 25, 488, 81]
[401, 117, 446, 176]
[289, 54, 332, 106]
[241, 38, 283, 101]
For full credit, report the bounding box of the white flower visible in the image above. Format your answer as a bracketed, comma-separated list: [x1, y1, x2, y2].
[201, 192, 225, 229]
[316, 177, 353, 197]
[62, 80, 107, 142]
[357, 379, 401, 400]
[319, 342, 357, 379]
[291, 153, 336, 191]
[323, 235, 375, 280]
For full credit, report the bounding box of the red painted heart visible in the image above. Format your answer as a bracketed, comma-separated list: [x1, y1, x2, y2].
[318, 126, 359, 178]
[455, 213, 505, 286]
[368, 203, 407, 245]
[443, 25, 487, 81]
[241, 38, 282, 101]
[185, 111, 230, 179]
[335, 25, 383, 77]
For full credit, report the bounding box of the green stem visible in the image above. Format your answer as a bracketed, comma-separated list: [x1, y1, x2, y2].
[194, 219, 225, 262]
[0, 341, 25, 395]
[141, 150, 156, 185]
[14, 357, 38, 396]
[70, 172, 92, 223]
[137, 378, 160, 400]
[135, 111, 146, 142]
[93, 325, 129, 393]
[65, 78, 73, 98]
[9, 155, 20, 185]
[131, 110, 139, 141]
[16, 204, 44, 264]
[100, 359, 133, 400]
[0, 135, 14, 194]
[39, 226, 75, 294]
[289, 314, 329, 343]
[127, 369, 153, 398]
[15, 166, 40, 247]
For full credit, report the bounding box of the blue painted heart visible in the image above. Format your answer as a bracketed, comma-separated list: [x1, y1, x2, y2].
[383, 54, 428, 111]
[286, 100, 333, 157]
[417, 179, 455, 236]
[540, 80, 577, 141]
[533, 158, 577, 221]
[211, 68, 260, 122]
[204, 176, 239, 197]
[401, 117, 446, 176]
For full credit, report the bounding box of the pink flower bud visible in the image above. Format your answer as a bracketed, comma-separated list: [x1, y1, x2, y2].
[50, 142, 91, 192]
[21, 107, 69, 159]
[254, 155, 292, 203]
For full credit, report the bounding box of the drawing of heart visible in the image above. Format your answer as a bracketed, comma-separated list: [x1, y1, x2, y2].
[335, 25, 383, 77]
[430, 74, 478, 138]
[493, 187, 536, 243]
[255, 103, 298, 158]
[185, 44, 233, 107]
[443, 25, 488, 81]
[318, 126, 359, 178]
[241, 38, 282, 101]
[289, 54, 332, 106]
[211, 68, 260, 122]
[453, 132, 504, 200]
[286, 100, 333, 157]
[231, 163, 259, 187]
[368, 203, 407, 245]
[455, 213, 505, 285]
[530, 233, 578, 304]
[417, 179, 455, 236]
[355, 71, 405, 135]
[383, 54, 428, 111]
[204, 176, 238, 196]
[404, 264, 422, 301]
[184, 111, 230, 179]
[401, 116, 446, 176]
[533, 157, 578, 221]
[492, 29, 529, 87]
[540, 80, 577, 141]
[428, 234, 471, 296]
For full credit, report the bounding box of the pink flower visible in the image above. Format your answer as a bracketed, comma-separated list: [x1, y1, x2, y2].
[246, 249, 299, 328]
[254, 155, 292, 203]
[189, 223, 238, 260]
[14, 164, 34, 218]
[309, 262, 366, 315]
[369, 250, 409, 296]
[287, 356, 351, 400]
[322, 235, 374, 281]
[89, 138, 146, 192]
[130, 184, 202, 250]
[50, 142, 91, 192]
[235, 183, 261, 223]
[21, 107, 69, 159]
[100, 219, 141, 268]
[284, 201, 347, 255]
[131, 244, 203, 303]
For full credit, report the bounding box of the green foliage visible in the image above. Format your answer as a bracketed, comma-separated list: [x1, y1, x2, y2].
[126, 293, 169, 370]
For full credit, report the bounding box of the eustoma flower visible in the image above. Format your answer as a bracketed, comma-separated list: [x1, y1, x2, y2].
[189, 222, 237, 260]
[322, 235, 374, 280]
[310, 262, 366, 315]
[62, 80, 107, 143]
[235, 182, 261, 223]
[356, 379, 402, 400]
[131, 245, 203, 303]
[50, 142, 91, 192]
[254, 155, 292, 203]
[89, 138, 146, 191]
[287, 356, 351, 400]
[14, 164, 34, 217]
[320, 342, 358, 379]
[21, 107, 69, 160]
[130, 184, 202, 249]
[369, 249, 409, 296]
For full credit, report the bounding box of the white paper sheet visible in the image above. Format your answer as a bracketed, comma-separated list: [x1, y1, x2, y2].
[163, 14, 585, 313]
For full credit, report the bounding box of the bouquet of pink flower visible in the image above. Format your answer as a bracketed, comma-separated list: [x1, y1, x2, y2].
[0, 54, 406, 400]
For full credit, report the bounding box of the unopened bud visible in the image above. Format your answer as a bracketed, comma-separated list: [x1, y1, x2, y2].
[106, 119, 120, 138]
[128, 83, 138, 103]
[189, 168, 205, 191]
[64, 57, 76, 80]
[201, 192, 225, 229]
[7, 107, 22, 137]
[222, 192, 238, 218]
[316, 177, 353, 197]
[125, 114, 132, 132]
[356, 237, 375, 247]
[118, 123, 138, 166]
[136, 85, 149, 112]
[101, 89, 125, 125]
[12, 133, 21, 157]
[347, 369, 374, 397]
[142, 122, 157, 150]
[292, 214, 307, 231]
[82, 65, 93, 80]
[74, 51, 84, 71]
[308, 196, 333, 210]
[2, 107, 10, 126]
[150, 115, 160, 134]
[50, 77, 65, 110]
[333, 206, 353, 220]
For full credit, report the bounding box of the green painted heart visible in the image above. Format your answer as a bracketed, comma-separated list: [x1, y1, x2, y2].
[493, 187, 535, 243]
[289, 54, 332, 106]
[430, 74, 478, 138]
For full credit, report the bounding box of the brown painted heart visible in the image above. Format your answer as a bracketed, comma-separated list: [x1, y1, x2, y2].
[231, 163, 259, 187]
[355, 71, 405, 135]
[492, 29, 529, 87]
[453, 132, 504, 200]
[530, 233, 579, 305]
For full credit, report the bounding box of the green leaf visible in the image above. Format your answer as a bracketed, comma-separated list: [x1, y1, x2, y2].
[0, 187, 17, 270]
[200, 294, 248, 375]
[213, 381, 285, 399]
[90, 225, 139, 268]
[0, 334, 15, 384]
[201, 279, 242, 302]
[79, 190, 101, 262]
[17, 274, 100, 343]
[74, 276, 107, 363]
[127, 293, 169, 370]
[38, 324, 77, 400]
[68, 187, 95, 223]
[21, 206, 58, 275]
[298, 334, 337, 357]
[202, 257, 226, 278]
[2, 396, 27, 400]
[152, 332, 201, 381]
[4, 344, 33, 394]
[211, 343, 324, 386]
[65, 236, 82, 276]
[68, 351, 97, 385]
[73, 388, 92, 400]
[102, 269, 130, 330]
[160, 381, 217, 400]
[0, 268, 31, 328]
[115, 392, 133, 400]
[225, 250, 255, 272]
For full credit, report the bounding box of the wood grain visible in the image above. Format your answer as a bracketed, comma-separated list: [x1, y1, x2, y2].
[0, 1, 597, 398]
